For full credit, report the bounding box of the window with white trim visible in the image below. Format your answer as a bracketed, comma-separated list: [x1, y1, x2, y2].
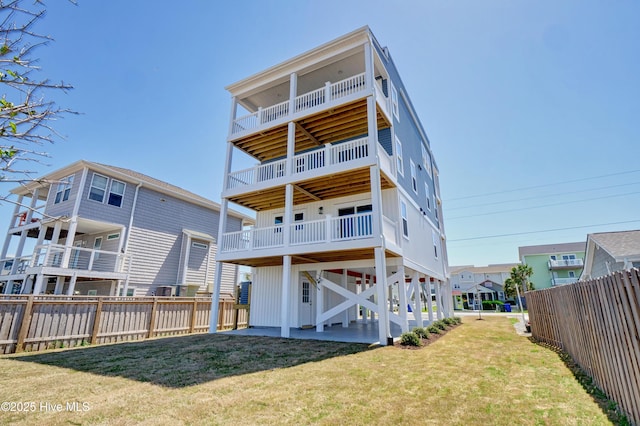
[400, 200, 408, 238]
[568, 271, 575, 278]
[395, 137, 404, 176]
[107, 233, 120, 240]
[89, 173, 108, 202]
[108, 179, 126, 207]
[192, 242, 208, 249]
[421, 144, 432, 177]
[93, 237, 102, 260]
[410, 160, 418, 193]
[294, 212, 304, 231]
[432, 230, 439, 259]
[54, 175, 74, 204]
[425, 183, 431, 211]
[390, 83, 399, 120]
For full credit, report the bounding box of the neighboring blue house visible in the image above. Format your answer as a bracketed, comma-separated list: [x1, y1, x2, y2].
[211, 27, 451, 345]
[0, 160, 251, 296]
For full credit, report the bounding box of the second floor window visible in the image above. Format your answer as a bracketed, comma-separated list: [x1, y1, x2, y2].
[108, 180, 126, 207]
[395, 137, 404, 176]
[89, 174, 108, 202]
[410, 160, 417, 193]
[54, 175, 74, 204]
[400, 200, 408, 238]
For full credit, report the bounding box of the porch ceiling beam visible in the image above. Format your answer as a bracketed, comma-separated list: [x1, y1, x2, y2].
[293, 184, 321, 201]
[293, 255, 319, 264]
[295, 122, 320, 146]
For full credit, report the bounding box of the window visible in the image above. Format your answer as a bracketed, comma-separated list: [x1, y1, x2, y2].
[410, 160, 417, 193]
[432, 230, 439, 259]
[562, 254, 576, 260]
[425, 183, 431, 211]
[274, 215, 283, 233]
[192, 242, 208, 249]
[390, 83, 399, 120]
[400, 201, 408, 238]
[302, 281, 310, 304]
[568, 271, 576, 278]
[89, 173, 108, 202]
[93, 237, 102, 260]
[294, 212, 304, 231]
[108, 179, 125, 207]
[395, 137, 404, 176]
[421, 145, 432, 177]
[550, 255, 557, 261]
[107, 233, 120, 240]
[54, 175, 74, 204]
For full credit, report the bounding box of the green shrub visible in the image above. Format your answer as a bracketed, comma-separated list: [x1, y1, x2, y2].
[427, 325, 440, 334]
[452, 316, 462, 325]
[400, 331, 422, 346]
[443, 317, 454, 326]
[434, 320, 447, 330]
[413, 327, 430, 339]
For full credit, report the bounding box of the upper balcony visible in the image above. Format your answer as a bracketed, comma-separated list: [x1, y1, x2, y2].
[230, 73, 391, 141]
[548, 259, 584, 270]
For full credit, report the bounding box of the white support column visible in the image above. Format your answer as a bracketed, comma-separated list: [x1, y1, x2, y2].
[281, 255, 292, 338]
[61, 216, 79, 268]
[341, 270, 349, 328]
[435, 280, 443, 320]
[396, 265, 409, 333]
[283, 184, 293, 248]
[425, 280, 434, 322]
[32, 274, 45, 295]
[374, 247, 390, 345]
[289, 73, 297, 117]
[22, 276, 33, 294]
[364, 41, 374, 92]
[412, 272, 423, 328]
[209, 197, 230, 333]
[66, 273, 78, 296]
[54, 277, 65, 295]
[51, 221, 62, 244]
[369, 165, 383, 243]
[369, 275, 375, 322]
[316, 270, 324, 332]
[227, 96, 238, 138]
[0, 195, 22, 258]
[286, 121, 295, 177]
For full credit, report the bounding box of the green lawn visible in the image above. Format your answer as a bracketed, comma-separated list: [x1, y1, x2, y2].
[0, 316, 615, 425]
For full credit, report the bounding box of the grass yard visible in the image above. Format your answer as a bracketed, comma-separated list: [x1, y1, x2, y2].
[0, 316, 613, 425]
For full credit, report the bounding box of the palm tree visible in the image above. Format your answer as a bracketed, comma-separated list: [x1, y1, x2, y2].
[504, 264, 534, 322]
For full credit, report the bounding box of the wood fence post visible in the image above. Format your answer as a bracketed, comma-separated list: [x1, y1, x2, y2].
[148, 297, 158, 338]
[189, 299, 198, 333]
[90, 298, 103, 344]
[15, 295, 35, 353]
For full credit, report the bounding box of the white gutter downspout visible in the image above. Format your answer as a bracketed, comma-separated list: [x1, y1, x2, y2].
[119, 182, 142, 296]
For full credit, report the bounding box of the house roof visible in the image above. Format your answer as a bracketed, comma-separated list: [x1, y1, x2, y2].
[12, 160, 254, 224]
[588, 230, 640, 261]
[518, 242, 585, 258]
[449, 263, 520, 275]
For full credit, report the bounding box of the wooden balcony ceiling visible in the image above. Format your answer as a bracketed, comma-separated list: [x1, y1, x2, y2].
[233, 99, 391, 162]
[228, 167, 394, 211]
[224, 248, 400, 268]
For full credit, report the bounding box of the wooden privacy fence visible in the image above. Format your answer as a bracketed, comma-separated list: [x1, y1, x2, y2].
[527, 269, 640, 426]
[0, 294, 249, 354]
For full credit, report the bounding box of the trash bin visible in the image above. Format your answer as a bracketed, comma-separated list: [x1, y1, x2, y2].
[504, 303, 512, 312]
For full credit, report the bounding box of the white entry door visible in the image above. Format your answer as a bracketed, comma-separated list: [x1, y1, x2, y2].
[299, 279, 315, 327]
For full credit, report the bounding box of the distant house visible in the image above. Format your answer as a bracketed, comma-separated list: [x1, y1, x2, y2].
[449, 264, 518, 309]
[0, 160, 252, 296]
[518, 242, 585, 289]
[581, 230, 640, 280]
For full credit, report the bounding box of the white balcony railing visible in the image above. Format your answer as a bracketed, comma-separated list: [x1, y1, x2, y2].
[548, 259, 584, 268]
[0, 256, 31, 275]
[30, 244, 132, 275]
[227, 137, 370, 191]
[220, 212, 375, 254]
[552, 277, 580, 286]
[231, 73, 368, 136]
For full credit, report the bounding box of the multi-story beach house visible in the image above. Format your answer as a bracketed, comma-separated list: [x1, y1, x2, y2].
[210, 27, 451, 345]
[0, 161, 250, 297]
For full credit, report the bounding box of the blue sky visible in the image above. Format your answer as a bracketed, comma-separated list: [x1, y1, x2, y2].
[1, 0, 639, 267]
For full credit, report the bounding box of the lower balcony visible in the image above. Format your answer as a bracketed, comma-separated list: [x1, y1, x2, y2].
[26, 244, 132, 280]
[551, 277, 579, 286]
[219, 212, 401, 264]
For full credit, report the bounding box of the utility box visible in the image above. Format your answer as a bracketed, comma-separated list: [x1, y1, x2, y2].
[156, 286, 175, 297]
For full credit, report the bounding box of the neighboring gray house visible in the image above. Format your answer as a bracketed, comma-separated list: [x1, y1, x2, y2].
[0, 160, 251, 296]
[581, 230, 640, 280]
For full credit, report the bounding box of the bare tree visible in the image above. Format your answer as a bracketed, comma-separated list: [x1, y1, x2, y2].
[0, 0, 74, 183]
